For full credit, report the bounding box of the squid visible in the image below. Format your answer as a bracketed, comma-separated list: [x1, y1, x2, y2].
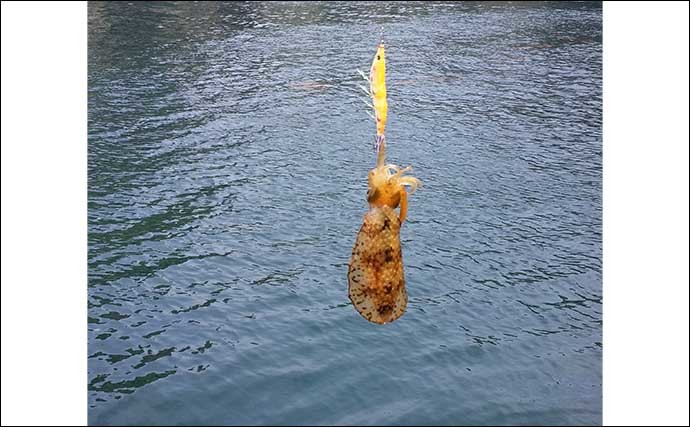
[348, 39, 421, 324]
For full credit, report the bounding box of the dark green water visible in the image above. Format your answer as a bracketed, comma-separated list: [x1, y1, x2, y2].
[88, 2, 602, 425]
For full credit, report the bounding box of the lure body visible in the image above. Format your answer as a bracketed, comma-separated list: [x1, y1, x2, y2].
[369, 43, 388, 143]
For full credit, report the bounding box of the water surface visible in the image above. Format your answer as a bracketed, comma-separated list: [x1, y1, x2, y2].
[88, 2, 602, 425]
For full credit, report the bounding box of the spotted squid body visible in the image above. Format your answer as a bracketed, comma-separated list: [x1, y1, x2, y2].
[348, 206, 407, 324]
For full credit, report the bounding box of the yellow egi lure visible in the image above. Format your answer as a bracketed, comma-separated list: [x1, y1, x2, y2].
[370, 43, 388, 147]
[348, 39, 421, 324]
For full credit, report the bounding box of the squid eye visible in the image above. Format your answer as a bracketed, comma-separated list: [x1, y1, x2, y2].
[377, 55, 381, 60]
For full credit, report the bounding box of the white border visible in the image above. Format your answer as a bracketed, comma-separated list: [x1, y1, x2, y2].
[604, 2, 689, 426]
[1, 1, 87, 426]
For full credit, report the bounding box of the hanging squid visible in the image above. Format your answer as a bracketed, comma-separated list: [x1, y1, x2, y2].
[348, 39, 421, 324]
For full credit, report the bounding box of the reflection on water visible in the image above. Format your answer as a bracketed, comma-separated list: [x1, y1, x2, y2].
[89, 1, 602, 425]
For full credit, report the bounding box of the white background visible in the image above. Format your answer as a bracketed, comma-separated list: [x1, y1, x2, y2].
[1, 1, 688, 425]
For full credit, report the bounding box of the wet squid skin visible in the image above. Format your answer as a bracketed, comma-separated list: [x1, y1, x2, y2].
[348, 206, 407, 324]
[348, 143, 420, 324]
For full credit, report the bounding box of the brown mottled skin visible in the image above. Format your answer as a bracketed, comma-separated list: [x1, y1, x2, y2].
[348, 206, 407, 324]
